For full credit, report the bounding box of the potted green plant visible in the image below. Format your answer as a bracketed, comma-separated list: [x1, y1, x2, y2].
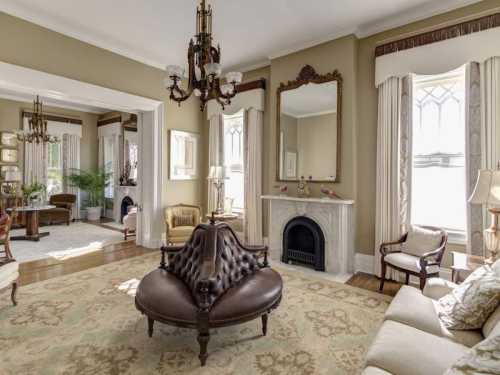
[21, 181, 47, 206]
[66, 168, 111, 221]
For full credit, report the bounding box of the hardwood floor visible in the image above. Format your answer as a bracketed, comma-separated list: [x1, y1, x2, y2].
[19, 240, 153, 286]
[346, 272, 403, 297]
[18, 239, 403, 298]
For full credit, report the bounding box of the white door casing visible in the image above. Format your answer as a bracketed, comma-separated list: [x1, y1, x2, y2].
[0, 61, 165, 248]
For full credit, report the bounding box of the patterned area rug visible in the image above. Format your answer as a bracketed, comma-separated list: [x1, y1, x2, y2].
[0, 253, 391, 374]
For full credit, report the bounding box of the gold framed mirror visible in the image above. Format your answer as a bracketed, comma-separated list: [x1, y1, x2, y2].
[277, 65, 342, 183]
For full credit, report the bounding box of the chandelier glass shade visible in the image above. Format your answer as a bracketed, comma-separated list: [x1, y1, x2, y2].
[16, 96, 59, 144]
[164, 0, 242, 111]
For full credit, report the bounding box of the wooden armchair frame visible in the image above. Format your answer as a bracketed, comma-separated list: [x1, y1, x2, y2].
[379, 226, 448, 291]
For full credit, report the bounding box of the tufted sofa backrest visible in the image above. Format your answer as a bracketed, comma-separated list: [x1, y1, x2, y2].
[167, 222, 260, 309]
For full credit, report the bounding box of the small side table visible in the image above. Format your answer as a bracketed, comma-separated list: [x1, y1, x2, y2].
[451, 251, 485, 283]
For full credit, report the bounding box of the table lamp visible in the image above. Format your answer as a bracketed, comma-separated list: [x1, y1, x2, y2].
[468, 169, 500, 264]
[2, 168, 21, 196]
[207, 166, 227, 214]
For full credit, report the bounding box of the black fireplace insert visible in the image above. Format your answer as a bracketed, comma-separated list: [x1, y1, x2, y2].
[282, 216, 325, 271]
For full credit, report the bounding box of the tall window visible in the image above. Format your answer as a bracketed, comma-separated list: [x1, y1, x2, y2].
[411, 70, 466, 239]
[223, 111, 245, 212]
[104, 137, 115, 198]
[47, 142, 63, 195]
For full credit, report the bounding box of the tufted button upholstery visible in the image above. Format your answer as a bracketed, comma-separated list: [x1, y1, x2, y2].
[135, 221, 283, 366]
[167, 224, 261, 308]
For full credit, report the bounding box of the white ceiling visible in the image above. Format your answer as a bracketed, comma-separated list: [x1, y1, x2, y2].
[282, 81, 337, 118]
[0, 0, 482, 72]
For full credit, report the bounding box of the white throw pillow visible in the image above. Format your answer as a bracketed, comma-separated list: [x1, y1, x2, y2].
[443, 334, 500, 375]
[402, 225, 443, 257]
[438, 265, 500, 330]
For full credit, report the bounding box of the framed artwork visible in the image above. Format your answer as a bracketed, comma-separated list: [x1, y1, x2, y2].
[169, 130, 200, 180]
[1, 149, 18, 163]
[0, 132, 18, 148]
[285, 151, 297, 179]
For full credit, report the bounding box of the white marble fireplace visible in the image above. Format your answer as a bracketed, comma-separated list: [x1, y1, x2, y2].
[262, 195, 355, 275]
[114, 186, 138, 223]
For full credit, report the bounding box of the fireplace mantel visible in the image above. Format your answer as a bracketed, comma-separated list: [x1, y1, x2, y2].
[262, 195, 355, 275]
[261, 195, 354, 205]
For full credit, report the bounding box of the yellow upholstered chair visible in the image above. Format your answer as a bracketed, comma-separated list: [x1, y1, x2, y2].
[165, 204, 201, 245]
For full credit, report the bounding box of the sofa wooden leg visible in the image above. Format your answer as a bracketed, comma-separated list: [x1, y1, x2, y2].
[11, 282, 18, 306]
[147, 317, 154, 337]
[379, 261, 386, 292]
[405, 273, 410, 285]
[197, 331, 210, 366]
[262, 314, 268, 336]
[124, 229, 128, 241]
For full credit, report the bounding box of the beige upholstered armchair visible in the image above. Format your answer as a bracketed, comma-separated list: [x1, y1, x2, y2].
[165, 204, 201, 245]
[379, 225, 447, 291]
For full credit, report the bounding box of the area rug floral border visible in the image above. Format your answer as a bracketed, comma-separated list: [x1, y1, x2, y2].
[0, 253, 391, 375]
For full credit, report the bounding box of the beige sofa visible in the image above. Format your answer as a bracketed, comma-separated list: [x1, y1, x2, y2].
[362, 261, 500, 375]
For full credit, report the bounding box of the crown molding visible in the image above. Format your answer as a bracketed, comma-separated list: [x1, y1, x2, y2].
[0, 2, 167, 70]
[356, 0, 484, 38]
[267, 28, 356, 61]
[0, 0, 486, 74]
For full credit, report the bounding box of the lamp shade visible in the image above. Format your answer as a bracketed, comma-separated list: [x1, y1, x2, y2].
[208, 166, 226, 180]
[3, 168, 21, 182]
[468, 169, 500, 206]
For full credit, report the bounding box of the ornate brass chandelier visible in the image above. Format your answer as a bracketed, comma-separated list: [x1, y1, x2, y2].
[17, 96, 59, 144]
[164, 0, 242, 111]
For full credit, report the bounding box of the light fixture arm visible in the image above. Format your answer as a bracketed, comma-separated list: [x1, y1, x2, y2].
[164, 0, 241, 111]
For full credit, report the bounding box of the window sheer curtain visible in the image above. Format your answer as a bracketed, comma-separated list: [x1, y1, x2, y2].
[469, 56, 500, 255]
[62, 134, 81, 219]
[375, 75, 412, 278]
[208, 114, 223, 213]
[244, 108, 263, 245]
[466, 62, 483, 255]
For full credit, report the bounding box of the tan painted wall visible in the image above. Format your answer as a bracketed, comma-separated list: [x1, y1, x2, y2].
[0, 97, 98, 173]
[0, 12, 203, 210]
[243, 0, 500, 258]
[297, 113, 337, 180]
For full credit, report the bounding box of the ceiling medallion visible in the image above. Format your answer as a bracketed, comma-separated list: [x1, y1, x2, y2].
[164, 0, 242, 111]
[16, 96, 59, 144]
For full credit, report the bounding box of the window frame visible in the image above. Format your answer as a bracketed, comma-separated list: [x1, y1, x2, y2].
[411, 70, 467, 244]
[222, 111, 245, 214]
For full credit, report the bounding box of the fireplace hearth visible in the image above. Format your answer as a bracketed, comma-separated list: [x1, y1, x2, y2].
[282, 216, 325, 271]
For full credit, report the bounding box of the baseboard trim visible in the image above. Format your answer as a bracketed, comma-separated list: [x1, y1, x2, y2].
[355, 253, 374, 274]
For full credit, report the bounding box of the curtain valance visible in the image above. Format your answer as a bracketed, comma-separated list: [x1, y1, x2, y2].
[375, 27, 500, 87]
[206, 89, 265, 119]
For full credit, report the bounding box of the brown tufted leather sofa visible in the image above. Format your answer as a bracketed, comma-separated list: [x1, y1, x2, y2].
[135, 220, 283, 366]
